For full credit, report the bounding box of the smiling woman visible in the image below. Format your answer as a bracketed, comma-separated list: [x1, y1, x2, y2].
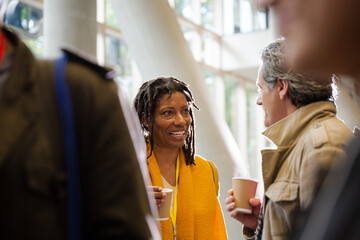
[133, 76, 228, 240]
[134, 77, 198, 165]
[153, 92, 192, 151]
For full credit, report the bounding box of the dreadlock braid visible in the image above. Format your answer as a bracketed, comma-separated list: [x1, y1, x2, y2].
[133, 76, 199, 165]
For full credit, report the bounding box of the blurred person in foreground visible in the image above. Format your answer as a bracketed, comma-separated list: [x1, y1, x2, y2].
[133, 76, 227, 240]
[0, 0, 158, 239]
[225, 38, 353, 240]
[260, 0, 360, 239]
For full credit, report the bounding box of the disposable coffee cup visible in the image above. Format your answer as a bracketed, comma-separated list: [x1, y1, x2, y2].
[156, 188, 173, 221]
[232, 177, 258, 214]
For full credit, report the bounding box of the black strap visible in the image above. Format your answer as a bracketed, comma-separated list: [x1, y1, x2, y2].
[208, 161, 215, 184]
[208, 160, 219, 195]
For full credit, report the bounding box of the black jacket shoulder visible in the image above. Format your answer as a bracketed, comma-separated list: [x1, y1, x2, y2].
[62, 47, 116, 80]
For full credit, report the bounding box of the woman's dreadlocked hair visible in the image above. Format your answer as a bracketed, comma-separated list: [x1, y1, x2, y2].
[133, 76, 199, 165]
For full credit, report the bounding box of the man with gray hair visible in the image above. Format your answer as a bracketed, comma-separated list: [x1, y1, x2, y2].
[225, 38, 353, 240]
[259, 0, 360, 239]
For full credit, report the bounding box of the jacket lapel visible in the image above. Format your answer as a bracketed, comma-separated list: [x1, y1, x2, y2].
[261, 147, 289, 191]
[0, 94, 38, 168]
[0, 28, 38, 170]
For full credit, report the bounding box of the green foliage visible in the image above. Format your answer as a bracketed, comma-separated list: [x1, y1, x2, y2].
[22, 37, 44, 57]
[105, 0, 120, 29]
[201, 0, 215, 31]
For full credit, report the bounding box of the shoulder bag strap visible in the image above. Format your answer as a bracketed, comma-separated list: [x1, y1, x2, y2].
[55, 54, 82, 240]
[208, 160, 219, 196]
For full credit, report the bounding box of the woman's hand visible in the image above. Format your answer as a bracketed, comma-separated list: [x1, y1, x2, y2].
[225, 189, 261, 230]
[148, 186, 166, 208]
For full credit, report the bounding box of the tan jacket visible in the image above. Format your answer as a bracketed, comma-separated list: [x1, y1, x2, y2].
[261, 101, 353, 240]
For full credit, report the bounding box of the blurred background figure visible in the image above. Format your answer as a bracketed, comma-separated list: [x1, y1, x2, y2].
[0, 0, 157, 239]
[225, 38, 353, 240]
[260, 0, 360, 239]
[260, 0, 360, 81]
[134, 76, 227, 240]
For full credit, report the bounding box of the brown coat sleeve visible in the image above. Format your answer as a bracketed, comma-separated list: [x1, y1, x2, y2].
[64, 61, 154, 239]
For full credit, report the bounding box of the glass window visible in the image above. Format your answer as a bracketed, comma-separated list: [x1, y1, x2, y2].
[4, 0, 43, 35]
[201, 0, 215, 32]
[256, 10, 268, 31]
[203, 69, 218, 101]
[115, 72, 134, 102]
[23, 36, 44, 57]
[225, 77, 238, 135]
[246, 84, 265, 196]
[202, 33, 220, 68]
[224, 0, 268, 34]
[105, 0, 120, 29]
[180, 22, 201, 61]
[203, 69, 225, 116]
[4, 1, 44, 57]
[246, 85, 258, 164]
[106, 35, 133, 99]
[174, 0, 194, 20]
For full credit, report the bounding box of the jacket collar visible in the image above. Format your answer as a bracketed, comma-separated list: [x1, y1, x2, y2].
[0, 27, 38, 169]
[261, 101, 336, 190]
[1, 26, 36, 102]
[262, 101, 337, 147]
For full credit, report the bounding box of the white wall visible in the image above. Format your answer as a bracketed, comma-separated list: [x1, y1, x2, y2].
[222, 30, 273, 73]
[336, 80, 360, 130]
[44, 0, 97, 58]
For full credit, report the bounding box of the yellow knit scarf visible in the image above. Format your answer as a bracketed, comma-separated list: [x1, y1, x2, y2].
[147, 147, 228, 240]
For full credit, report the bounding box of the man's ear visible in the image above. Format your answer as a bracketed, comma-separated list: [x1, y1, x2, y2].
[277, 78, 289, 100]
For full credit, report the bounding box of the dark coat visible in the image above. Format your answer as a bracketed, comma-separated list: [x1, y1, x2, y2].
[0, 28, 153, 239]
[291, 135, 360, 240]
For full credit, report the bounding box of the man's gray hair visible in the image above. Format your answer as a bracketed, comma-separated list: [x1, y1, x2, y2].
[260, 38, 336, 107]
